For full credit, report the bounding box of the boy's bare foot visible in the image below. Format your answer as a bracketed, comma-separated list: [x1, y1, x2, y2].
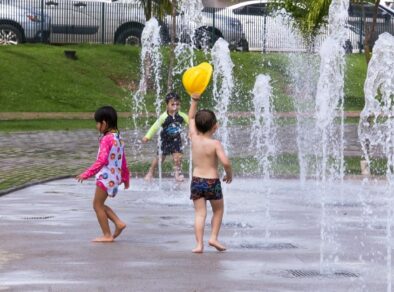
[92, 236, 114, 243]
[192, 245, 204, 253]
[208, 240, 226, 251]
[144, 172, 153, 181]
[113, 222, 126, 239]
[175, 173, 184, 182]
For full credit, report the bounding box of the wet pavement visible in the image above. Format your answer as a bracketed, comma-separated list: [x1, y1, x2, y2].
[0, 178, 393, 291]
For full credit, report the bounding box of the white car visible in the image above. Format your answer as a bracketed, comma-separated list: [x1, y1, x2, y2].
[217, 0, 394, 52]
[215, 0, 304, 51]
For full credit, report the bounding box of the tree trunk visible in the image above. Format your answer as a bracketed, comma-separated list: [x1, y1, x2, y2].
[142, 0, 154, 92]
[166, 0, 177, 92]
[363, 0, 380, 64]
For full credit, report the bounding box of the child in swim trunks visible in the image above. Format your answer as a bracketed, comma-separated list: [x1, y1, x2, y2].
[142, 92, 189, 182]
[188, 93, 233, 253]
[76, 106, 130, 243]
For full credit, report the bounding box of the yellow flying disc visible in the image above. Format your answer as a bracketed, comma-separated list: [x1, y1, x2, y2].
[182, 62, 213, 95]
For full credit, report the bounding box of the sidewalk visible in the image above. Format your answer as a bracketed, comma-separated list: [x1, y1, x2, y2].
[0, 124, 363, 194]
[0, 111, 362, 120]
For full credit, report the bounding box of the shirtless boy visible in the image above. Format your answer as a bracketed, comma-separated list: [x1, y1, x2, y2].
[188, 93, 233, 253]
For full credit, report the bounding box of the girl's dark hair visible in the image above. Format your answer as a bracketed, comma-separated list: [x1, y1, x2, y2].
[94, 106, 118, 133]
[195, 109, 217, 133]
[165, 92, 180, 104]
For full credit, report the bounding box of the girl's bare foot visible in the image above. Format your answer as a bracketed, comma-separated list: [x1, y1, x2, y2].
[192, 244, 204, 253]
[92, 236, 114, 243]
[208, 239, 226, 251]
[113, 222, 126, 239]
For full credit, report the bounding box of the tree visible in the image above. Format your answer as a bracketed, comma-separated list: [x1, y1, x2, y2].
[271, 0, 381, 63]
[166, 0, 177, 92]
[137, 0, 175, 93]
[138, 0, 172, 21]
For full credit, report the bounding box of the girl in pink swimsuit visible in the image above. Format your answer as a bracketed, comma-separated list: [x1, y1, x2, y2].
[76, 106, 130, 243]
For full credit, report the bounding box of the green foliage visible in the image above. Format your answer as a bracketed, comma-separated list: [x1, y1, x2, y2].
[271, 0, 376, 41]
[137, 0, 173, 20]
[271, 0, 331, 39]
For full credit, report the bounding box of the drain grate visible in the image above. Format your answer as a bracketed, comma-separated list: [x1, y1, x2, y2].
[160, 216, 176, 220]
[327, 202, 361, 208]
[224, 222, 253, 229]
[240, 242, 297, 250]
[286, 269, 359, 278]
[23, 216, 54, 220]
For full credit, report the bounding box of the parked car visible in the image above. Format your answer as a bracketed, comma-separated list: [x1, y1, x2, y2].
[167, 7, 244, 49]
[6, 0, 243, 47]
[15, 0, 147, 44]
[0, 0, 50, 45]
[215, 0, 307, 51]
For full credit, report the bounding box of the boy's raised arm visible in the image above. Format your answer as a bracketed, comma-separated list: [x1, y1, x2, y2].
[188, 93, 201, 138]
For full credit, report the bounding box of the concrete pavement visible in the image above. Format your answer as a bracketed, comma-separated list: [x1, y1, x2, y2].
[0, 178, 392, 291]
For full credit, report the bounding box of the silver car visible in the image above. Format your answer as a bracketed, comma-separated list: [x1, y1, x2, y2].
[9, 0, 147, 44]
[0, 0, 50, 45]
[7, 0, 243, 46]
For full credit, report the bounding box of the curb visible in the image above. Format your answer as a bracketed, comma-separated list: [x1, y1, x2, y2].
[0, 175, 73, 197]
[0, 111, 362, 121]
[0, 173, 384, 197]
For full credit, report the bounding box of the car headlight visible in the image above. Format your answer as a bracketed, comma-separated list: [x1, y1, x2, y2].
[26, 13, 41, 22]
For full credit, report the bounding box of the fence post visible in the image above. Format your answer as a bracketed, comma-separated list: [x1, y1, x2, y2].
[262, 13, 267, 53]
[101, 2, 105, 44]
[359, 17, 363, 54]
[41, 0, 44, 43]
[212, 8, 216, 47]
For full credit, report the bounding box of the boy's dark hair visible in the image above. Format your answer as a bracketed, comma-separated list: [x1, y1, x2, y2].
[195, 109, 217, 133]
[165, 92, 180, 104]
[94, 106, 118, 132]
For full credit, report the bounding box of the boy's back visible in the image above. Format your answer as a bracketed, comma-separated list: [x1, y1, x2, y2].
[187, 93, 232, 253]
[191, 135, 222, 179]
[188, 94, 232, 183]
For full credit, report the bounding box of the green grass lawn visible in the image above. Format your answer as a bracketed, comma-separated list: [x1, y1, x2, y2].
[0, 44, 368, 116]
[0, 44, 138, 112]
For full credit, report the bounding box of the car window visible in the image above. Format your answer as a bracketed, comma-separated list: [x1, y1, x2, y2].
[233, 4, 267, 16]
[349, 3, 392, 19]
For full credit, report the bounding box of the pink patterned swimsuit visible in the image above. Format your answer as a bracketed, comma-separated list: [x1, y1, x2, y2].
[81, 132, 130, 197]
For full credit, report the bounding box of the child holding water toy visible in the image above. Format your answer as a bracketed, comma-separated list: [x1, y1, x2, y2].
[188, 92, 233, 253]
[184, 62, 232, 253]
[142, 92, 189, 182]
[76, 106, 130, 243]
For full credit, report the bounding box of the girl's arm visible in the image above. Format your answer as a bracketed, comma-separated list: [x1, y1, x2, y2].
[78, 135, 112, 180]
[143, 112, 168, 141]
[121, 150, 130, 189]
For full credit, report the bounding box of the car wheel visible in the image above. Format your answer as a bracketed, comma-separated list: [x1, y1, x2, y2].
[0, 24, 23, 45]
[115, 27, 142, 45]
[194, 27, 221, 49]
